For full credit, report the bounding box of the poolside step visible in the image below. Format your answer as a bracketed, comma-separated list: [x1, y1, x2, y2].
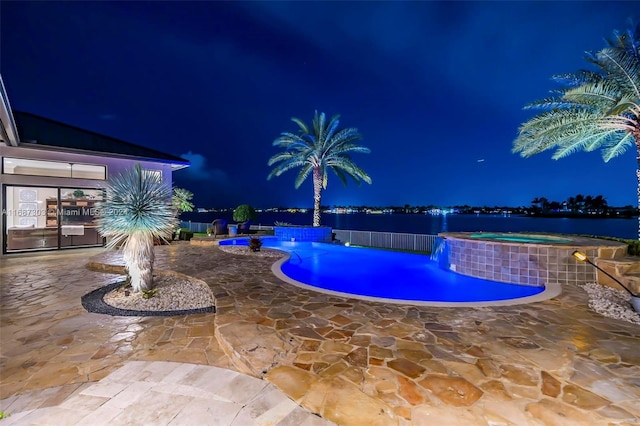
[595, 257, 640, 295]
[215, 320, 297, 378]
[190, 236, 220, 246]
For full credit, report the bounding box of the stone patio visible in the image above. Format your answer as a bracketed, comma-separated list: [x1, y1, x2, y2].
[1, 243, 639, 425]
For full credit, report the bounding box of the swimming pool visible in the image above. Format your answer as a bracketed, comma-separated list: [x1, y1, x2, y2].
[220, 237, 555, 306]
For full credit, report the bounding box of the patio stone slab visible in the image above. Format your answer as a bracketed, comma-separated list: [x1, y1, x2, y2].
[1, 244, 639, 425]
[215, 320, 296, 377]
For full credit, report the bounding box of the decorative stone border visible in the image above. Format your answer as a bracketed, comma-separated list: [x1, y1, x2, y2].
[81, 281, 216, 316]
[82, 264, 216, 316]
[81, 281, 215, 316]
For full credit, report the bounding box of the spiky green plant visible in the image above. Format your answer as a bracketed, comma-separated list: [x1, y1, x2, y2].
[172, 187, 195, 214]
[513, 23, 640, 237]
[96, 164, 176, 292]
[268, 111, 372, 227]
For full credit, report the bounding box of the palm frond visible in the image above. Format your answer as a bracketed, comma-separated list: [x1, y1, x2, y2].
[561, 84, 621, 111]
[327, 157, 372, 185]
[330, 165, 349, 187]
[322, 128, 362, 154]
[267, 157, 307, 179]
[602, 130, 635, 162]
[290, 117, 309, 134]
[324, 114, 341, 144]
[272, 132, 310, 149]
[551, 70, 603, 87]
[525, 96, 573, 110]
[551, 128, 619, 159]
[268, 150, 305, 169]
[312, 111, 326, 145]
[294, 163, 313, 188]
[597, 48, 640, 99]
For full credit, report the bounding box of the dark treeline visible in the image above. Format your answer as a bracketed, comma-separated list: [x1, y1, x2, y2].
[324, 194, 637, 218]
[203, 194, 637, 218]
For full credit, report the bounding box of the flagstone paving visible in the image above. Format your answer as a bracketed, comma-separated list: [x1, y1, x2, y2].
[1, 243, 639, 425]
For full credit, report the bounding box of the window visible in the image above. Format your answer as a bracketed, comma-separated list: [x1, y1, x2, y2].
[3, 158, 106, 180]
[142, 169, 162, 180]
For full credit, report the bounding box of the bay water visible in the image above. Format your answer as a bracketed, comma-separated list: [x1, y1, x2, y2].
[182, 212, 638, 240]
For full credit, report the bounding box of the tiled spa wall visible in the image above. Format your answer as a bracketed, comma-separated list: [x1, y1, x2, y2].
[444, 238, 624, 287]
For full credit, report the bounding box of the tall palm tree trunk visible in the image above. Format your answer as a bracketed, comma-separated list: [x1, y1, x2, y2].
[313, 168, 323, 227]
[122, 232, 155, 292]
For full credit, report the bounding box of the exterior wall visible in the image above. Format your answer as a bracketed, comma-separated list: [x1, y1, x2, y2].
[1, 144, 174, 187]
[1, 143, 175, 255]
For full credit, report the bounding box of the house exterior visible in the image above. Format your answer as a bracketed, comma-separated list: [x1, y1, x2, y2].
[0, 76, 189, 255]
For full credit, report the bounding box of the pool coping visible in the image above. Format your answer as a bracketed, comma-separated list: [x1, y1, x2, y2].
[270, 251, 562, 308]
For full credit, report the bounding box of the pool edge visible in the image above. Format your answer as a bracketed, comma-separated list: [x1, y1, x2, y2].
[270, 255, 563, 308]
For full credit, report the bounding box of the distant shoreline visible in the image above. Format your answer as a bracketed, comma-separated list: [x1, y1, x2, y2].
[180, 211, 638, 240]
[524, 213, 638, 219]
[190, 210, 638, 220]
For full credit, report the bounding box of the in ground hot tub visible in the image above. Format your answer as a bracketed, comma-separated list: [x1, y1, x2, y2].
[432, 232, 627, 287]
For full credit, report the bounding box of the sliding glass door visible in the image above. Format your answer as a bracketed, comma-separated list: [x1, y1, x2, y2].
[4, 185, 105, 252]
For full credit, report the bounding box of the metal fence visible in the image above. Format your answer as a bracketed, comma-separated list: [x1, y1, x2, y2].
[179, 221, 274, 233]
[179, 221, 438, 252]
[333, 229, 437, 252]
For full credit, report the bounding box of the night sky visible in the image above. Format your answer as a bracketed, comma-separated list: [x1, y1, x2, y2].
[1, 1, 637, 209]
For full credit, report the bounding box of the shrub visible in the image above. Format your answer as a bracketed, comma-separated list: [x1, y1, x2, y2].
[178, 228, 194, 241]
[233, 204, 258, 223]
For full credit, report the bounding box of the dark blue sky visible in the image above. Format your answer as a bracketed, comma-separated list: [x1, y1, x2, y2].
[1, 1, 637, 209]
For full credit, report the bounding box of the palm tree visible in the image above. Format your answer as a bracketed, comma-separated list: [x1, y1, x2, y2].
[548, 201, 561, 212]
[96, 164, 176, 292]
[512, 23, 640, 237]
[575, 194, 586, 213]
[172, 187, 195, 215]
[531, 196, 549, 213]
[268, 111, 372, 227]
[592, 194, 608, 214]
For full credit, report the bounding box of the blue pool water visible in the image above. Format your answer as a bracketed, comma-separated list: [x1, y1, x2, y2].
[220, 237, 545, 304]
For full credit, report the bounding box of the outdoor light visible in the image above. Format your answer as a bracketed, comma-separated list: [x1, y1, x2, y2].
[572, 251, 587, 262]
[572, 250, 640, 312]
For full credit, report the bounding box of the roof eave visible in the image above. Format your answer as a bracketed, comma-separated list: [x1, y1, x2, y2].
[0, 75, 20, 147]
[16, 142, 191, 169]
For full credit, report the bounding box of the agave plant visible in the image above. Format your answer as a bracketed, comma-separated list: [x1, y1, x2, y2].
[96, 164, 176, 292]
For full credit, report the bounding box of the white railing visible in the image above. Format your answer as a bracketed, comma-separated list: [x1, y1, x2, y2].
[333, 229, 437, 252]
[179, 221, 438, 252]
[179, 221, 274, 233]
